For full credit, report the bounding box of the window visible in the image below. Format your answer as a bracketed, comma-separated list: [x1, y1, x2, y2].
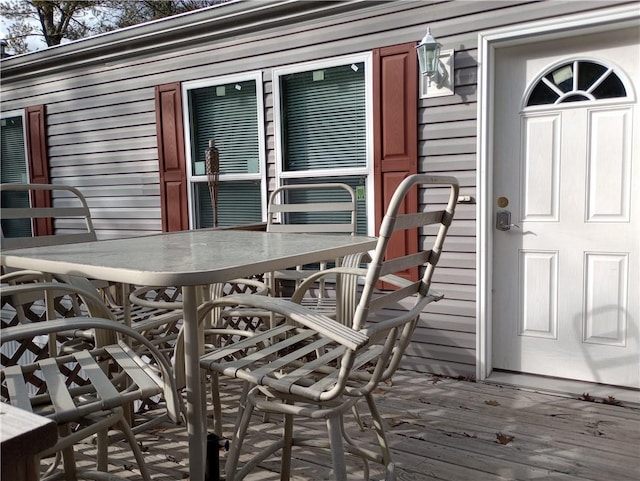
[526, 60, 628, 107]
[0, 111, 31, 238]
[274, 54, 373, 235]
[183, 72, 266, 228]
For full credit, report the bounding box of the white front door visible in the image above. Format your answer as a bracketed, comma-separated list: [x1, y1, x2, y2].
[492, 26, 639, 388]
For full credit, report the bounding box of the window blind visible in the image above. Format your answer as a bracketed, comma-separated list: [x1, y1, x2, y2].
[281, 63, 366, 172]
[195, 182, 262, 228]
[0, 116, 32, 238]
[189, 80, 259, 175]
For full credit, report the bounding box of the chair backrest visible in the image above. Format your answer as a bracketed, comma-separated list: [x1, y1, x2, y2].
[267, 183, 356, 234]
[347, 174, 458, 393]
[202, 174, 459, 404]
[0, 183, 97, 250]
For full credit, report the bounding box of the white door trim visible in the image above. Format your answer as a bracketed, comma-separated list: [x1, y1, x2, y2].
[476, 4, 640, 381]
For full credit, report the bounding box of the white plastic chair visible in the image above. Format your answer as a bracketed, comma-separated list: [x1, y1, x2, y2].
[0, 182, 185, 359]
[0, 183, 97, 249]
[266, 182, 368, 322]
[0, 281, 182, 481]
[130, 277, 271, 437]
[198, 174, 459, 480]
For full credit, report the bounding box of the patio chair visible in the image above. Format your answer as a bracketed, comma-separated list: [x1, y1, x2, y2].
[0, 281, 182, 481]
[1, 183, 97, 250]
[266, 182, 368, 322]
[0, 182, 184, 358]
[198, 173, 459, 480]
[132, 278, 271, 437]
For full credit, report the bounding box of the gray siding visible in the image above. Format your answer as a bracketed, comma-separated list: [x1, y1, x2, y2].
[1, 0, 633, 377]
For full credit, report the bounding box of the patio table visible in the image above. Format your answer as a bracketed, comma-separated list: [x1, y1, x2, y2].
[0, 228, 376, 481]
[1, 403, 58, 481]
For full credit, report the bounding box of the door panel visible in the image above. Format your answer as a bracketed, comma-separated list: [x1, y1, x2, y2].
[492, 27, 639, 388]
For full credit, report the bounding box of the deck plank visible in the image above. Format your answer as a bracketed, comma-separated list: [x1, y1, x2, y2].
[61, 371, 639, 481]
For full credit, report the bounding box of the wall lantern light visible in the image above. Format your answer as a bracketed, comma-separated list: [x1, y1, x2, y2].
[416, 27, 454, 98]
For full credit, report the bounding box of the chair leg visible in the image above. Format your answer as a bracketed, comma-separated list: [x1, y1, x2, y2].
[96, 430, 109, 472]
[226, 393, 255, 480]
[326, 415, 348, 481]
[117, 414, 153, 481]
[59, 424, 77, 481]
[280, 412, 294, 481]
[235, 381, 251, 434]
[364, 393, 394, 476]
[210, 372, 223, 437]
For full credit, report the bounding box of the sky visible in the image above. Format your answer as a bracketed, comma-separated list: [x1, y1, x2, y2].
[0, 0, 96, 53]
[0, 0, 49, 52]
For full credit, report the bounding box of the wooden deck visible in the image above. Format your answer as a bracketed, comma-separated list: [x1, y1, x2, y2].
[69, 371, 640, 481]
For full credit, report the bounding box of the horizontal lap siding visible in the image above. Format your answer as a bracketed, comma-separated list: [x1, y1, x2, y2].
[1, 0, 632, 372]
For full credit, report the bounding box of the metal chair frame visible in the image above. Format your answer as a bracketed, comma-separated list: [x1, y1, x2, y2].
[199, 174, 459, 480]
[0, 281, 182, 481]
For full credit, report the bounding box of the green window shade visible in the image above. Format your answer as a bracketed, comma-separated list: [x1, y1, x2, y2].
[189, 80, 260, 176]
[0, 116, 31, 238]
[1, 116, 27, 184]
[284, 177, 367, 235]
[195, 182, 262, 228]
[281, 63, 366, 171]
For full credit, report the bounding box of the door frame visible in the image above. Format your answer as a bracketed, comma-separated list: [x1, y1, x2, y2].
[476, 4, 640, 382]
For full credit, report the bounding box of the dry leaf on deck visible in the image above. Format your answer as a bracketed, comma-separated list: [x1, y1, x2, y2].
[485, 400, 500, 406]
[496, 432, 515, 445]
[602, 396, 620, 406]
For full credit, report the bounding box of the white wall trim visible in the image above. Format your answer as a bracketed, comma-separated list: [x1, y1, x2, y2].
[476, 4, 640, 381]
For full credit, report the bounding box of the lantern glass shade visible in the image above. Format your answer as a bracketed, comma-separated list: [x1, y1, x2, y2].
[416, 28, 441, 76]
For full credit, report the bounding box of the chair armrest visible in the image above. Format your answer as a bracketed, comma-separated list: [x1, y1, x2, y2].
[290, 266, 369, 304]
[362, 290, 444, 339]
[207, 293, 369, 352]
[0, 269, 49, 283]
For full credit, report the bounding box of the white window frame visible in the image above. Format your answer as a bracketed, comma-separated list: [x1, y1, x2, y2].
[272, 53, 375, 236]
[1, 109, 32, 238]
[182, 71, 267, 229]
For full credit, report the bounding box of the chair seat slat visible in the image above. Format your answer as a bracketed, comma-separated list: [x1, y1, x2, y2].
[200, 324, 294, 367]
[39, 358, 77, 422]
[73, 350, 122, 410]
[104, 345, 161, 399]
[310, 345, 383, 393]
[3, 365, 34, 412]
[286, 346, 347, 391]
[249, 333, 331, 380]
[208, 327, 310, 375]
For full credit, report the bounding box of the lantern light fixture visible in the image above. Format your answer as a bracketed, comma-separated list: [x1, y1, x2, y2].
[416, 27, 455, 98]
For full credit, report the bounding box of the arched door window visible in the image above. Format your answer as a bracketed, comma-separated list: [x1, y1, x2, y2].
[525, 60, 628, 106]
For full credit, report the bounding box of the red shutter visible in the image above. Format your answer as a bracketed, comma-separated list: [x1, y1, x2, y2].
[25, 105, 52, 236]
[155, 82, 189, 232]
[373, 43, 419, 281]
